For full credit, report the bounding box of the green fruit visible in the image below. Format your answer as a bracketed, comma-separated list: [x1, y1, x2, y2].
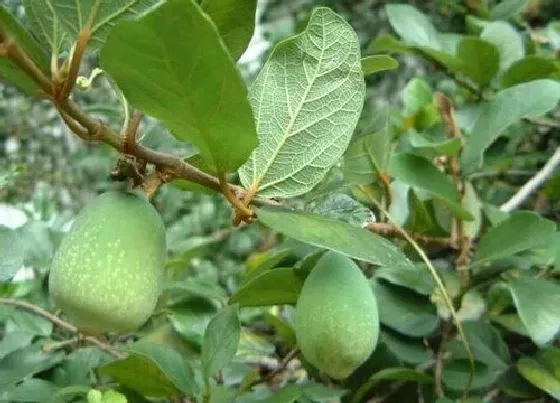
[295, 251, 379, 380]
[49, 191, 166, 334]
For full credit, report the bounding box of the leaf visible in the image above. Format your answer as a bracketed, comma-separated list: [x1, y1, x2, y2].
[200, 0, 257, 60]
[0, 379, 58, 402]
[518, 350, 560, 400]
[255, 206, 415, 272]
[462, 182, 482, 239]
[375, 282, 440, 337]
[361, 55, 399, 76]
[0, 344, 65, 388]
[454, 321, 509, 370]
[480, 21, 524, 70]
[473, 211, 557, 265]
[456, 37, 500, 86]
[381, 331, 433, 364]
[163, 279, 227, 301]
[0, 4, 49, 94]
[0, 226, 24, 281]
[461, 80, 560, 172]
[343, 128, 392, 185]
[403, 78, 433, 116]
[376, 261, 436, 296]
[443, 360, 497, 391]
[353, 367, 432, 403]
[508, 277, 560, 345]
[368, 34, 463, 73]
[7, 310, 53, 336]
[501, 56, 559, 88]
[24, 0, 160, 53]
[306, 193, 371, 226]
[408, 132, 462, 156]
[201, 304, 241, 383]
[490, 0, 529, 20]
[0, 331, 34, 360]
[385, 4, 441, 49]
[239, 7, 365, 198]
[259, 385, 302, 403]
[302, 383, 347, 401]
[229, 268, 303, 307]
[388, 153, 474, 220]
[100, 0, 257, 172]
[100, 343, 197, 398]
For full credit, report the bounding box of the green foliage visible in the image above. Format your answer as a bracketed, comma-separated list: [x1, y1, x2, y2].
[100, 0, 257, 173]
[239, 7, 365, 198]
[1, 0, 560, 402]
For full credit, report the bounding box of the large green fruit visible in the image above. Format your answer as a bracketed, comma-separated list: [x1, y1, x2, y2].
[49, 191, 166, 334]
[295, 251, 379, 380]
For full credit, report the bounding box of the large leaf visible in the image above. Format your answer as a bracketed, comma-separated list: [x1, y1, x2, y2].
[361, 55, 399, 76]
[480, 21, 524, 70]
[473, 211, 557, 265]
[388, 153, 474, 220]
[501, 56, 559, 88]
[239, 7, 365, 198]
[0, 4, 49, 94]
[230, 268, 303, 307]
[201, 304, 241, 383]
[375, 282, 440, 337]
[518, 348, 560, 400]
[23, 0, 160, 53]
[100, 0, 257, 172]
[489, 0, 529, 21]
[100, 343, 197, 398]
[0, 344, 64, 388]
[343, 127, 392, 185]
[376, 261, 436, 296]
[0, 226, 24, 281]
[353, 367, 432, 403]
[508, 277, 560, 345]
[385, 4, 441, 49]
[456, 37, 500, 86]
[0, 331, 34, 360]
[0, 379, 59, 402]
[461, 80, 560, 172]
[201, 0, 257, 60]
[408, 132, 462, 157]
[256, 206, 415, 272]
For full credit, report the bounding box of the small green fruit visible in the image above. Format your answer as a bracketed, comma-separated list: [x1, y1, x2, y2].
[49, 191, 166, 334]
[295, 251, 379, 379]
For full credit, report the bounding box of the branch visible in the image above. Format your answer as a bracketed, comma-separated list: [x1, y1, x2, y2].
[365, 222, 455, 249]
[0, 298, 124, 359]
[500, 146, 560, 213]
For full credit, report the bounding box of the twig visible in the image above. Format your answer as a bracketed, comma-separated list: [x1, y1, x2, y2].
[140, 171, 164, 199]
[123, 110, 144, 154]
[42, 337, 80, 353]
[500, 146, 560, 213]
[243, 347, 300, 391]
[0, 298, 124, 359]
[523, 116, 560, 129]
[57, 25, 91, 101]
[434, 322, 451, 399]
[369, 360, 436, 403]
[0, 33, 276, 210]
[365, 222, 455, 249]
[365, 199, 475, 399]
[435, 92, 471, 287]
